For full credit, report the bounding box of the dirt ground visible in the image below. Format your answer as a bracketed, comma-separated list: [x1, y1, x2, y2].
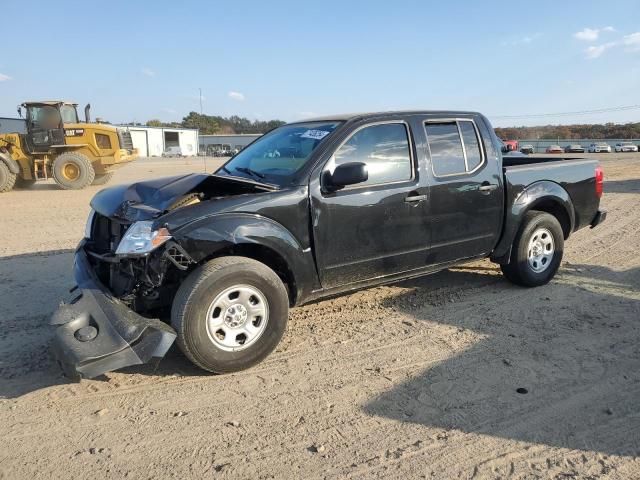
[0, 155, 639, 479]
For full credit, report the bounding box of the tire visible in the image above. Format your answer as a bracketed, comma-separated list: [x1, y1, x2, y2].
[52, 152, 95, 190]
[14, 177, 37, 189]
[91, 171, 115, 186]
[0, 162, 17, 193]
[500, 211, 564, 287]
[171, 256, 289, 373]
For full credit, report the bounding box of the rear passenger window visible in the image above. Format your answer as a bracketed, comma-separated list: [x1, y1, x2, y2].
[425, 123, 465, 176]
[425, 120, 485, 176]
[459, 121, 482, 171]
[332, 123, 412, 186]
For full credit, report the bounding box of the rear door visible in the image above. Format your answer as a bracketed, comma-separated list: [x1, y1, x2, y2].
[309, 119, 431, 288]
[420, 115, 503, 264]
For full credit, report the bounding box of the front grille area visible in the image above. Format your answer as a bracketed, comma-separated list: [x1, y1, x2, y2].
[117, 129, 134, 150]
[86, 213, 135, 296]
[85, 213, 185, 312]
[89, 213, 129, 254]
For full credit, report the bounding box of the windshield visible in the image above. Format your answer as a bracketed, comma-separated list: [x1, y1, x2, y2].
[215, 121, 341, 185]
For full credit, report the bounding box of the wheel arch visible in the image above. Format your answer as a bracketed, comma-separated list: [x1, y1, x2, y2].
[204, 243, 298, 306]
[491, 181, 575, 264]
[173, 213, 319, 306]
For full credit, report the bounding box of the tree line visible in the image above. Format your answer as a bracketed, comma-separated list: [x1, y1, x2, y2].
[142, 115, 640, 139]
[145, 112, 286, 135]
[495, 122, 640, 140]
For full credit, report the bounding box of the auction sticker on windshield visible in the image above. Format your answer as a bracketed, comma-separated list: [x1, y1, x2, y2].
[300, 129, 331, 140]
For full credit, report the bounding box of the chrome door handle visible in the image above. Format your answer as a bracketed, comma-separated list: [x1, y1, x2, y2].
[405, 194, 427, 203]
[478, 184, 498, 193]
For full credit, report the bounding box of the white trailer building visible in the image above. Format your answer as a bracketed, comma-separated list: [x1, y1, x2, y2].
[199, 134, 262, 155]
[119, 125, 199, 157]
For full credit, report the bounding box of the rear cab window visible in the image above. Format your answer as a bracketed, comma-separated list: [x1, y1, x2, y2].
[425, 119, 485, 176]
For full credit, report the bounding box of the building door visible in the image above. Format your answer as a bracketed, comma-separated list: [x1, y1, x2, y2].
[129, 130, 148, 157]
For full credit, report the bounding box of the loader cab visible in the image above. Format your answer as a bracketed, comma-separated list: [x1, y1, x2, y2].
[21, 101, 78, 152]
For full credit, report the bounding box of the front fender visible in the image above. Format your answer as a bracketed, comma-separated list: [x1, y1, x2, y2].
[172, 213, 319, 304]
[491, 181, 575, 264]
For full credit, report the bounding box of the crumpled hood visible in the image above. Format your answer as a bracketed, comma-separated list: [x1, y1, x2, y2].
[90, 174, 210, 222]
[90, 173, 278, 223]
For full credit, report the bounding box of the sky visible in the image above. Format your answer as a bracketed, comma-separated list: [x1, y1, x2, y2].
[1, 0, 639, 127]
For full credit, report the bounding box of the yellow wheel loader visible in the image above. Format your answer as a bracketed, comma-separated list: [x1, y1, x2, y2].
[0, 101, 138, 192]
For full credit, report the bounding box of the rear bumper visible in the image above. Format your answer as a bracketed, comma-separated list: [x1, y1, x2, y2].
[590, 209, 607, 228]
[50, 245, 176, 380]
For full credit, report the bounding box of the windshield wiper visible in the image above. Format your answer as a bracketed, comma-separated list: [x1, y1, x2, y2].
[219, 165, 232, 174]
[235, 167, 266, 179]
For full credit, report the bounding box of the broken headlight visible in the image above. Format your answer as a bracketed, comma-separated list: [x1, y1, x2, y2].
[115, 221, 172, 256]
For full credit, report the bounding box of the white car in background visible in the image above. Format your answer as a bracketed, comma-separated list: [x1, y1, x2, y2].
[614, 142, 638, 153]
[162, 146, 183, 157]
[588, 143, 611, 153]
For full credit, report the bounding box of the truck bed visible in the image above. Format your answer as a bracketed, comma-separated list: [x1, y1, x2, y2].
[503, 156, 600, 231]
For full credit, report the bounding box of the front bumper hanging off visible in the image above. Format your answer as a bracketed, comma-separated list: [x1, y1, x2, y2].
[50, 247, 176, 380]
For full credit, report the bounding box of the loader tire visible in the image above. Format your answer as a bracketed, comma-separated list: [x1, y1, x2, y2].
[92, 171, 115, 186]
[52, 152, 95, 190]
[0, 162, 17, 193]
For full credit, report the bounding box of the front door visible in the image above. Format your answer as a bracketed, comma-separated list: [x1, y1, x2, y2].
[25, 104, 64, 152]
[310, 120, 431, 288]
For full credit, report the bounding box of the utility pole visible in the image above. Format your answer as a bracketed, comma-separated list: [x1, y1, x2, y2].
[199, 87, 205, 170]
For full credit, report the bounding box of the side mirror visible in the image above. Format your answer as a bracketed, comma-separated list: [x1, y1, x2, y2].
[17, 106, 22, 118]
[327, 162, 368, 190]
[501, 144, 509, 154]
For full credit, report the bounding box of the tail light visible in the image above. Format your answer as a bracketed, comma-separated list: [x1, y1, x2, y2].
[595, 165, 604, 198]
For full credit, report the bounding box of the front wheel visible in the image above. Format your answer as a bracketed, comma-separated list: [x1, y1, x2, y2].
[52, 152, 95, 190]
[171, 256, 289, 373]
[500, 211, 564, 287]
[0, 162, 17, 193]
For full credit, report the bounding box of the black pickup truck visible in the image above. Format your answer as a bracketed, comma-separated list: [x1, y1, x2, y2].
[51, 111, 606, 379]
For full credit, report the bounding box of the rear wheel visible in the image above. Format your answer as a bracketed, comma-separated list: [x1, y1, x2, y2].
[500, 211, 564, 287]
[0, 162, 17, 193]
[171, 256, 289, 373]
[91, 171, 115, 186]
[52, 152, 95, 190]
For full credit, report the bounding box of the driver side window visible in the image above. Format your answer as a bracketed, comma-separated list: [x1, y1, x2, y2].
[331, 122, 412, 187]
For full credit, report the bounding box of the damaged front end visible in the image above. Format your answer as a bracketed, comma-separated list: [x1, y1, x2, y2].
[51, 246, 178, 380]
[50, 173, 278, 379]
[50, 180, 204, 379]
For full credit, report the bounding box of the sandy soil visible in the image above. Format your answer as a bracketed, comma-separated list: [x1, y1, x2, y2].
[0, 155, 639, 479]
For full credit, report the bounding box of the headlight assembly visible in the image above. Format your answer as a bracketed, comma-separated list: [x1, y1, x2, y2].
[115, 221, 172, 256]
